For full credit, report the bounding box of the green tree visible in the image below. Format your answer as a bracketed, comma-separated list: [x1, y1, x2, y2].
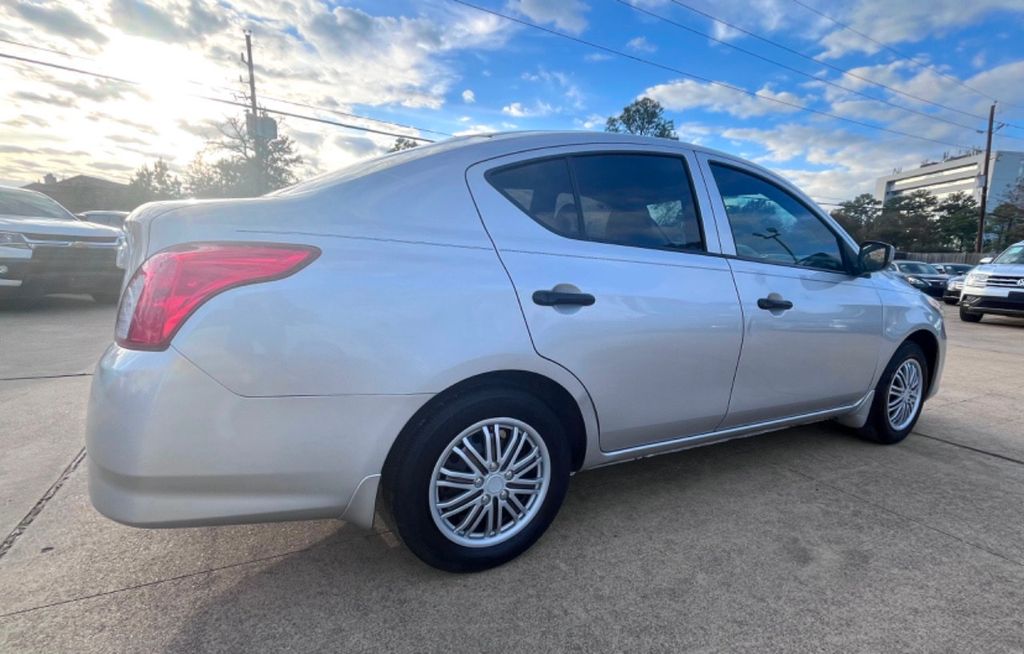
[830, 193, 880, 242]
[876, 190, 939, 251]
[185, 116, 302, 198]
[388, 137, 419, 152]
[605, 97, 678, 140]
[128, 158, 184, 205]
[934, 192, 978, 251]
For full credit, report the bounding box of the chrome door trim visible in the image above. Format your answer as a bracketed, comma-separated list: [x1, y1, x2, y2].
[584, 392, 871, 469]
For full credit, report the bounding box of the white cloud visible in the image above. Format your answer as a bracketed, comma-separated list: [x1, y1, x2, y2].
[645, 79, 806, 118]
[507, 0, 589, 35]
[626, 36, 656, 53]
[814, 0, 1024, 59]
[501, 100, 554, 118]
[0, 1, 511, 182]
[461, 89, 476, 103]
[584, 52, 612, 62]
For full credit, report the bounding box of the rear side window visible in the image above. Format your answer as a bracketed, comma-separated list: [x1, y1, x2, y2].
[710, 163, 846, 272]
[487, 153, 704, 252]
[571, 154, 703, 251]
[487, 158, 580, 237]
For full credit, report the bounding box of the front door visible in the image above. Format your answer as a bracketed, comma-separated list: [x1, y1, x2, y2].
[467, 147, 744, 451]
[697, 156, 883, 428]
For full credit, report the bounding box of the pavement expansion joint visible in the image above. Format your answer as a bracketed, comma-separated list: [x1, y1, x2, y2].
[0, 448, 86, 562]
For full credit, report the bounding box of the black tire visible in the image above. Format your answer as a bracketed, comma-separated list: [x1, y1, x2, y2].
[382, 386, 570, 572]
[943, 299, 957, 305]
[959, 305, 982, 322]
[92, 292, 120, 305]
[856, 341, 928, 445]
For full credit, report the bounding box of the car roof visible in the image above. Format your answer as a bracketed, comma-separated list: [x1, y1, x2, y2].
[278, 130, 794, 202]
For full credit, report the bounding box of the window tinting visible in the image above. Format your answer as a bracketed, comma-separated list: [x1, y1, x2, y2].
[710, 164, 845, 272]
[571, 155, 703, 251]
[487, 158, 580, 237]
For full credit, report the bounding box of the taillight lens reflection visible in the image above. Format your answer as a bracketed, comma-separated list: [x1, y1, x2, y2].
[115, 242, 319, 351]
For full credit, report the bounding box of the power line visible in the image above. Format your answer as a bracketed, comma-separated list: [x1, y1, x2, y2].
[0, 50, 437, 143]
[787, 0, 1020, 110]
[0, 37, 451, 138]
[450, 0, 974, 150]
[655, 0, 999, 125]
[617, 0, 983, 133]
[666, 0, 1024, 136]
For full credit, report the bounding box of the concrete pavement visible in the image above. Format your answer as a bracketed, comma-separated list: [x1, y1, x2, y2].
[1, 299, 1022, 652]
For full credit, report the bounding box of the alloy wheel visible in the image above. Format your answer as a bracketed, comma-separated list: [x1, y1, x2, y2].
[886, 358, 923, 431]
[429, 417, 551, 548]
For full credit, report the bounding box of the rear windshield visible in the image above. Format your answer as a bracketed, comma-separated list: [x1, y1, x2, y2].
[897, 262, 939, 275]
[0, 189, 76, 220]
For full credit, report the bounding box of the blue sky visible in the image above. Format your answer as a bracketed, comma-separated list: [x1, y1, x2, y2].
[2, 0, 1024, 202]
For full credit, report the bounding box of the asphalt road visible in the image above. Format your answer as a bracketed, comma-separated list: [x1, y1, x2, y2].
[1, 296, 1023, 653]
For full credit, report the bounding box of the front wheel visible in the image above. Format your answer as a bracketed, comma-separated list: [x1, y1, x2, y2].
[382, 387, 570, 572]
[857, 341, 928, 445]
[959, 305, 983, 322]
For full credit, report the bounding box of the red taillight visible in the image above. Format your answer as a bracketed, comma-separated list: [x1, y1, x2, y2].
[115, 242, 319, 351]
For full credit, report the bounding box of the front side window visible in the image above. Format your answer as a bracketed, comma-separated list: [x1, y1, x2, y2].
[571, 154, 703, 251]
[710, 164, 846, 272]
[487, 158, 579, 237]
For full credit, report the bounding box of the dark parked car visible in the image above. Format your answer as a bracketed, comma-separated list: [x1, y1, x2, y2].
[888, 260, 948, 298]
[933, 263, 973, 276]
[0, 186, 124, 303]
[78, 210, 130, 229]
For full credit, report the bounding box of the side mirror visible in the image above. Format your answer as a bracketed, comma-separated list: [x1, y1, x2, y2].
[979, 256, 993, 264]
[857, 241, 894, 274]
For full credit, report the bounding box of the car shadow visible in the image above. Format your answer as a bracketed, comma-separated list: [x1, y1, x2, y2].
[162, 422, 880, 653]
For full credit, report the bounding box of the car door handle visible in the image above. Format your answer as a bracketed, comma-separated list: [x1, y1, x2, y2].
[757, 297, 793, 311]
[532, 290, 596, 307]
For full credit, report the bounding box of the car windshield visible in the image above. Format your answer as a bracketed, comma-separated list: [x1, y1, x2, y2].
[0, 189, 77, 220]
[897, 262, 940, 275]
[993, 244, 1024, 264]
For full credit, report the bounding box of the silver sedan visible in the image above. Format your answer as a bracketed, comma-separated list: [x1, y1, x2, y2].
[87, 132, 945, 572]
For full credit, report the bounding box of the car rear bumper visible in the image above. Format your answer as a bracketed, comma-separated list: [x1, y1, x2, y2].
[86, 345, 431, 529]
[961, 292, 1024, 316]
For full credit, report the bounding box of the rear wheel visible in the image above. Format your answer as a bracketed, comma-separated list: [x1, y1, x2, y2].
[382, 387, 570, 572]
[959, 305, 982, 322]
[857, 341, 928, 445]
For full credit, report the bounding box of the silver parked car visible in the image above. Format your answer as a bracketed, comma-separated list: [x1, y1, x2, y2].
[88, 132, 945, 571]
[960, 241, 1024, 322]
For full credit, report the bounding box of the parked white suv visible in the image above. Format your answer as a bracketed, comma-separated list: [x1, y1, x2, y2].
[960, 241, 1024, 322]
[87, 132, 945, 571]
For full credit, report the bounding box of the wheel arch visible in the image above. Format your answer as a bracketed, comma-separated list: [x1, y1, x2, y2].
[903, 329, 940, 394]
[382, 370, 590, 486]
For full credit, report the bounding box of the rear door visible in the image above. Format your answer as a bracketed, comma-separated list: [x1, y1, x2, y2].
[467, 145, 743, 452]
[696, 154, 883, 428]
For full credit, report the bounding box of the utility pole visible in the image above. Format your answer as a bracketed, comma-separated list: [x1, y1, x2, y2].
[976, 102, 996, 253]
[241, 30, 263, 195]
